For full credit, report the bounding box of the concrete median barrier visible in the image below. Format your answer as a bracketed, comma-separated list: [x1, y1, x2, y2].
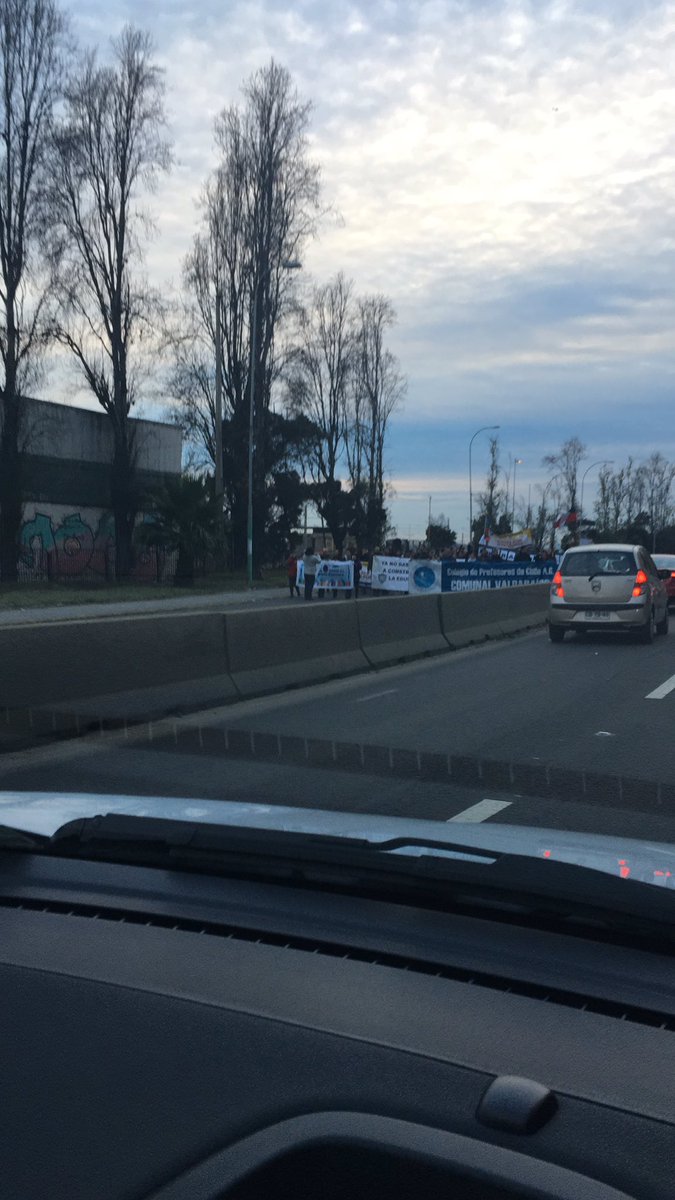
[1, 584, 550, 725]
[495, 583, 550, 636]
[225, 599, 368, 696]
[440, 584, 548, 648]
[0, 611, 235, 711]
[356, 594, 447, 666]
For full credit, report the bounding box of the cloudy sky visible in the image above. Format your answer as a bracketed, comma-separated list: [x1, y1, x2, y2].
[64, 0, 675, 538]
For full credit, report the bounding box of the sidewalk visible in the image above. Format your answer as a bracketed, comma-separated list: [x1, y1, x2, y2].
[0, 586, 292, 627]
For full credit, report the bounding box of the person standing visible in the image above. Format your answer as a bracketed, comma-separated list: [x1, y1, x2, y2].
[302, 546, 321, 601]
[286, 551, 300, 598]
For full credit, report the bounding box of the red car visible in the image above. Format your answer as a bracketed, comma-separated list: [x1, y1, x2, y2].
[653, 554, 675, 606]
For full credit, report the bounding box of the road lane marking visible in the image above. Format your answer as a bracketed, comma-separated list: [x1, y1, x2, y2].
[646, 673, 675, 700]
[355, 689, 398, 703]
[447, 799, 512, 823]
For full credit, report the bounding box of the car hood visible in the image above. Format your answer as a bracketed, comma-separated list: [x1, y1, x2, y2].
[1, 790, 674, 888]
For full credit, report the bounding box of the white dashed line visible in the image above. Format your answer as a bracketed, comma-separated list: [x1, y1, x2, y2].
[646, 673, 675, 700]
[447, 799, 513, 823]
[354, 689, 398, 703]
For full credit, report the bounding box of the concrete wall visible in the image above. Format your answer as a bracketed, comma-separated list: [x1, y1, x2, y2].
[22, 397, 182, 473]
[17, 503, 170, 583]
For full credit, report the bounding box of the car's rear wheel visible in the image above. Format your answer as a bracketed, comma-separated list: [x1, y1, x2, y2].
[657, 606, 669, 636]
[638, 608, 656, 644]
[549, 623, 565, 643]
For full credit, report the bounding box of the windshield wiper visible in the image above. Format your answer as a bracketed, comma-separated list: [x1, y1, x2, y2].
[0, 823, 51, 851]
[45, 814, 675, 943]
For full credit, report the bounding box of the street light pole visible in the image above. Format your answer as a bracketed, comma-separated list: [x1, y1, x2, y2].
[214, 287, 224, 543]
[246, 281, 258, 588]
[580, 459, 614, 523]
[469, 424, 500, 551]
[247, 259, 302, 589]
[512, 458, 523, 529]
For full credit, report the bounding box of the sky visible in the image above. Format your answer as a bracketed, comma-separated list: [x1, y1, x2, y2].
[60, 0, 675, 539]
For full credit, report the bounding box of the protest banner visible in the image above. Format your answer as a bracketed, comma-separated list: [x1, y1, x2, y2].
[442, 561, 556, 591]
[479, 528, 534, 552]
[296, 559, 355, 589]
[371, 555, 410, 592]
[409, 559, 442, 594]
[315, 559, 354, 590]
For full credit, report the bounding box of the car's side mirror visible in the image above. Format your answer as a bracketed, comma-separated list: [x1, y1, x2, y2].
[657, 569, 672, 581]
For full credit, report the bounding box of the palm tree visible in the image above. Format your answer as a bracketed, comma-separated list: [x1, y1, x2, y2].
[139, 475, 220, 585]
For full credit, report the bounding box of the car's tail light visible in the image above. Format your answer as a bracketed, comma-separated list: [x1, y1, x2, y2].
[670, 572, 675, 579]
[632, 568, 648, 597]
[552, 569, 564, 598]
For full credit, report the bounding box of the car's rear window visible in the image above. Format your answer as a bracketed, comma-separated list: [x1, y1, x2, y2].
[561, 550, 636, 577]
[653, 556, 675, 569]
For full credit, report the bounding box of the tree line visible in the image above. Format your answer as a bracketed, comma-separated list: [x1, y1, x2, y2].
[0, 4, 404, 582]
[472, 435, 675, 552]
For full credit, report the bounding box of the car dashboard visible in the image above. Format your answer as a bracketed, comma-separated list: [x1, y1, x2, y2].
[1, 849, 674, 1199]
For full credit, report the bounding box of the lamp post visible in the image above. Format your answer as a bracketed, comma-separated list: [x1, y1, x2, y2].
[469, 425, 500, 551]
[214, 287, 225, 560]
[579, 460, 614, 523]
[247, 259, 302, 588]
[512, 458, 523, 529]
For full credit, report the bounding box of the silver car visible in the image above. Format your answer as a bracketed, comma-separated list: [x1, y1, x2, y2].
[548, 544, 669, 643]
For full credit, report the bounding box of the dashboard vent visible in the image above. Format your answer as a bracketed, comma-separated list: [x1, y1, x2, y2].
[3, 894, 675, 1032]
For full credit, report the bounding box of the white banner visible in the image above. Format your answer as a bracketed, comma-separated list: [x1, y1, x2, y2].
[408, 559, 442, 594]
[480, 528, 534, 551]
[371, 555, 410, 592]
[296, 559, 354, 590]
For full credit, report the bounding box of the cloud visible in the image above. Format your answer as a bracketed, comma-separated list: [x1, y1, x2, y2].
[65, 0, 675, 534]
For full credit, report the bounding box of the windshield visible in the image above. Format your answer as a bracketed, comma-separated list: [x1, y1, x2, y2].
[561, 551, 636, 577]
[2, 0, 675, 908]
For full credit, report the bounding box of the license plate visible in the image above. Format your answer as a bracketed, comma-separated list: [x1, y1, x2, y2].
[585, 610, 610, 621]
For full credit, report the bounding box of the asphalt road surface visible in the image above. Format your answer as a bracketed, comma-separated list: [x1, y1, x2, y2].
[3, 623, 675, 843]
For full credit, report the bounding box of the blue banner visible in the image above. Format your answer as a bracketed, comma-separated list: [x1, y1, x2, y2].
[442, 561, 556, 592]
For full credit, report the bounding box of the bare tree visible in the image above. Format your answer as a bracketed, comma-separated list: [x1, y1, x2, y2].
[476, 435, 510, 535]
[642, 452, 675, 551]
[166, 295, 216, 471]
[543, 436, 586, 511]
[51, 26, 170, 577]
[595, 464, 613, 532]
[286, 272, 354, 550]
[172, 60, 321, 571]
[477, 436, 499, 532]
[0, 0, 66, 582]
[348, 295, 405, 548]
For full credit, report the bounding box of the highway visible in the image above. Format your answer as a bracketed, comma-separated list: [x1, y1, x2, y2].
[2, 623, 675, 842]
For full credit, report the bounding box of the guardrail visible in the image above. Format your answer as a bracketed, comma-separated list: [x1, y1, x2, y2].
[0, 583, 549, 724]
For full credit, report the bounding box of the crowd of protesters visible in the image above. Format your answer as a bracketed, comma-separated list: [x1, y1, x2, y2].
[285, 537, 558, 602]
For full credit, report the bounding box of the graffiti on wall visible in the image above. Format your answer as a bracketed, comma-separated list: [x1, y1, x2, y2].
[18, 509, 169, 582]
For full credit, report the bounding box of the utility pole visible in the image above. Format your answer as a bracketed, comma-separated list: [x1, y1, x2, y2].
[469, 425, 500, 552]
[246, 280, 257, 588]
[512, 458, 523, 529]
[214, 288, 224, 519]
